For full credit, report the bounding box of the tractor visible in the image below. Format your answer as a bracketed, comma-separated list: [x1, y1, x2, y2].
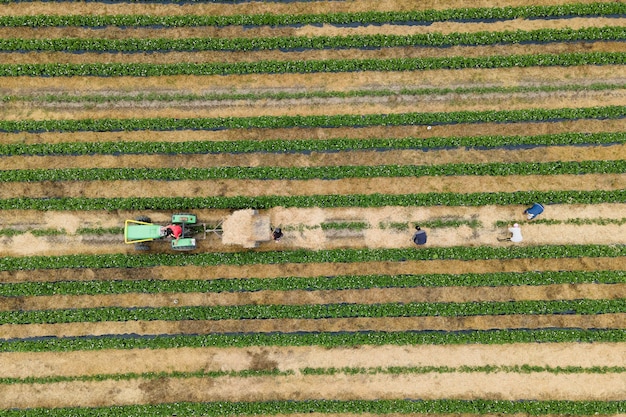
[124, 209, 273, 251]
[124, 213, 201, 251]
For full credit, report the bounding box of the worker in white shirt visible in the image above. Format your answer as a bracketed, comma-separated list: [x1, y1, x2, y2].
[498, 223, 523, 242]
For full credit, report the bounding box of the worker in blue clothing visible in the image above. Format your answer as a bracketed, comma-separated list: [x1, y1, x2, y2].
[524, 203, 544, 220]
[412, 225, 427, 245]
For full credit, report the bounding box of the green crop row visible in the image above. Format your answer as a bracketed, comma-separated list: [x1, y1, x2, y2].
[1, 132, 623, 156]
[0, 368, 290, 386]
[1, 2, 623, 27]
[2, 27, 624, 52]
[0, 400, 625, 417]
[383, 219, 483, 230]
[3, 329, 626, 353]
[2, 271, 622, 297]
[0, 106, 623, 133]
[3, 82, 623, 104]
[0, 244, 623, 272]
[2, 400, 626, 417]
[3, 299, 625, 325]
[2, 160, 622, 182]
[0, 52, 623, 77]
[301, 364, 626, 376]
[495, 217, 626, 227]
[1, 190, 624, 211]
[0, 227, 121, 237]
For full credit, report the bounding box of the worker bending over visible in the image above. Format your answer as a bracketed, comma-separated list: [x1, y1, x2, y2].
[162, 224, 183, 240]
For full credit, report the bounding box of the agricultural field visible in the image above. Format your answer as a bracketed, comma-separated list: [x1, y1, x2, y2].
[0, 0, 625, 415]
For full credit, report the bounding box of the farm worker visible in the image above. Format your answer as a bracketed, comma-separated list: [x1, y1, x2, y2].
[524, 203, 544, 220]
[498, 223, 523, 243]
[162, 224, 183, 240]
[412, 225, 427, 245]
[272, 228, 283, 242]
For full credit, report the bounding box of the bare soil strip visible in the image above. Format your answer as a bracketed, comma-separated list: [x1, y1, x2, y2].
[2, 17, 623, 40]
[1, 66, 623, 97]
[4, 283, 624, 312]
[1, 0, 617, 17]
[2, 174, 623, 199]
[1, 119, 623, 148]
[3, 204, 626, 265]
[1, 369, 625, 409]
[4, 41, 623, 66]
[4, 89, 625, 121]
[4, 203, 624, 232]
[2, 313, 625, 340]
[3, 343, 624, 379]
[5, 144, 625, 171]
[2, 222, 625, 257]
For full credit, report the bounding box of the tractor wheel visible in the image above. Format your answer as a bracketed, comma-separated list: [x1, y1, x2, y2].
[134, 243, 150, 251]
[135, 216, 151, 223]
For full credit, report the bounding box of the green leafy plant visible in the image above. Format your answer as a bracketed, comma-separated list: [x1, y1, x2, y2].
[0, 244, 623, 272]
[3, 299, 625, 325]
[1, 271, 623, 297]
[2, 329, 625, 353]
[1, 27, 623, 52]
[0, 53, 623, 77]
[2, 160, 623, 182]
[1, 132, 622, 156]
[0, 3, 623, 27]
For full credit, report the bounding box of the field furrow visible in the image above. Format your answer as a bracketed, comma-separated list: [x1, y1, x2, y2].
[2, 174, 623, 199]
[4, 43, 625, 67]
[4, 283, 625, 312]
[2, 66, 625, 97]
[1, 17, 624, 40]
[4, 143, 624, 171]
[1, 0, 620, 17]
[3, 89, 625, 121]
[2, 343, 624, 379]
[2, 313, 626, 341]
[1, 370, 625, 410]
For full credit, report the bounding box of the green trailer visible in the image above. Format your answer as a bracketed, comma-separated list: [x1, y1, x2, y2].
[124, 213, 200, 251]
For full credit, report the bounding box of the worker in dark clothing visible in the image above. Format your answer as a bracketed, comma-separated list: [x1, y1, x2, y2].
[272, 227, 283, 241]
[162, 224, 183, 240]
[412, 225, 427, 245]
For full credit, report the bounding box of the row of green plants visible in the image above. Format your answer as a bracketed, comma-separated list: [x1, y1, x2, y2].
[0, 228, 66, 237]
[1, 190, 623, 211]
[380, 219, 482, 230]
[3, 82, 622, 104]
[0, 227, 122, 237]
[0, 244, 623, 271]
[3, 364, 623, 386]
[1, 106, 622, 133]
[3, 27, 624, 52]
[2, 329, 626, 353]
[0, 368, 290, 386]
[2, 271, 622, 297]
[0, 400, 624, 417]
[1, 132, 622, 156]
[1, 2, 623, 27]
[2, 160, 622, 182]
[2, 400, 626, 417]
[0, 219, 481, 239]
[4, 299, 625, 324]
[0, 52, 623, 77]
[284, 219, 481, 233]
[494, 217, 626, 227]
[301, 364, 626, 376]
